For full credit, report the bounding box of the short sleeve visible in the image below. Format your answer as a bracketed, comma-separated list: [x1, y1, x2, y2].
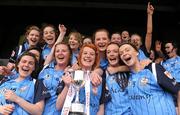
[34, 79, 51, 103]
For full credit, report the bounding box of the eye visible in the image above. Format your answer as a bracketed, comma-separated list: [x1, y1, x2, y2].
[29, 61, 35, 66]
[90, 52, 95, 56]
[107, 50, 111, 54]
[83, 52, 88, 55]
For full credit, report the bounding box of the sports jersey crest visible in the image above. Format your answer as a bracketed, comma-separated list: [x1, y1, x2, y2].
[140, 77, 148, 86]
[45, 74, 51, 80]
[19, 85, 28, 92]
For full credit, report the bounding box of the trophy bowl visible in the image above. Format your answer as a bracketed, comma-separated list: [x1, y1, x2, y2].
[69, 70, 85, 115]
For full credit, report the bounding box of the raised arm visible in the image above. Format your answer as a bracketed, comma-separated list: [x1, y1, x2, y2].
[43, 24, 67, 65]
[145, 2, 154, 53]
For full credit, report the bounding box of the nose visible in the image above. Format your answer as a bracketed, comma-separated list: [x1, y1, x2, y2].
[24, 62, 29, 66]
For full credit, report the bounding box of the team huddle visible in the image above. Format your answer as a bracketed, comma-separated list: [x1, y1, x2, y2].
[1, 2, 180, 115]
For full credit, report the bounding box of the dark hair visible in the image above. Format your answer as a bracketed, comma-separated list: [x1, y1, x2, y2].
[15, 52, 38, 79]
[92, 28, 110, 43]
[107, 42, 126, 65]
[41, 23, 59, 39]
[165, 40, 179, 55]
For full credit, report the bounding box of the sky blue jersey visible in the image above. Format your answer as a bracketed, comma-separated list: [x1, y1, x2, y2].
[78, 81, 103, 115]
[42, 44, 51, 60]
[138, 49, 148, 61]
[162, 56, 180, 82]
[38, 62, 64, 115]
[128, 63, 180, 115]
[105, 71, 132, 115]
[0, 76, 49, 115]
[100, 58, 109, 70]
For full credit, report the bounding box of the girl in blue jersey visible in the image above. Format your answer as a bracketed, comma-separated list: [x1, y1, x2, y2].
[93, 28, 110, 70]
[105, 42, 132, 115]
[7, 25, 41, 71]
[38, 42, 72, 115]
[0, 52, 49, 115]
[0, 46, 43, 81]
[57, 44, 104, 115]
[119, 42, 180, 115]
[68, 31, 82, 66]
[41, 24, 66, 61]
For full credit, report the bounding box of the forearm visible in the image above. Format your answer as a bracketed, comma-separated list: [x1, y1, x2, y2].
[97, 104, 104, 115]
[15, 97, 44, 115]
[44, 33, 65, 66]
[145, 13, 153, 53]
[56, 85, 69, 110]
[93, 68, 103, 76]
[118, 65, 129, 72]
[56, 32, 65, 45]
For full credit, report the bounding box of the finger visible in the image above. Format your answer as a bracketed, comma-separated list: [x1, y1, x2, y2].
[3, 109, 11, 115]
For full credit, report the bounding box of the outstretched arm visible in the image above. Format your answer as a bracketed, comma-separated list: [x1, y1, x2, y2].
[145, 2, 154, 53]
[44, 24, 67, 66]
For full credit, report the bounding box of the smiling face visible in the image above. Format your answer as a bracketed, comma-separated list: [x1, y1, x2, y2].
[78, 44, 100, 71]
[121, 30, 130, 42]
[111, 33, 122, 44]
[17, 55, 36, 78]
[80, 47, 96, 70]
[165, 43, 177, 58]
[106, 43, 120, 67]
[94, 31, 110, 52]
[26, 29, 41, 47]
[68, 34, 80, 51]
[54, 43, 71, 68]
[43, 26, 56, 47]
[119, 44, 139, 67]
[130, 34, 142, 49]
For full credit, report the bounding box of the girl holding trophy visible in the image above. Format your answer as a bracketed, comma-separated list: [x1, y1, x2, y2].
[59, 44, 104, 115]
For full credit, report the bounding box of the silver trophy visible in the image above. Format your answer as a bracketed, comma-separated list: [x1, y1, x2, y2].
[69, 70, 85, 115]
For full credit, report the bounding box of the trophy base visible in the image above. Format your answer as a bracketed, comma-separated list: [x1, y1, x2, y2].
[69, 103, 84, 115]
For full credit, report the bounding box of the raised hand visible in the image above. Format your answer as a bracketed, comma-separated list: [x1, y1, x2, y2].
[147, 2, 154, 15]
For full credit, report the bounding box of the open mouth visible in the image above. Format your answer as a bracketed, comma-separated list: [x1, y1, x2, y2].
[109, 58, 117, 62]
[124, 56, 131, 62]
[57, 56, 65, 61]
[30, 39, 37, 43]
[166, 51, 170, 55]
[84, 58, 92, 63]
[21, 67, 30, 72]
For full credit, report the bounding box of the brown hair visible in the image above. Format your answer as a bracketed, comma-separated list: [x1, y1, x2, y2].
[119, 42, 139, 52]
[54, 42, 72, 66]
[15, 52, 38, 79]
[92, 28, 110, 43]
